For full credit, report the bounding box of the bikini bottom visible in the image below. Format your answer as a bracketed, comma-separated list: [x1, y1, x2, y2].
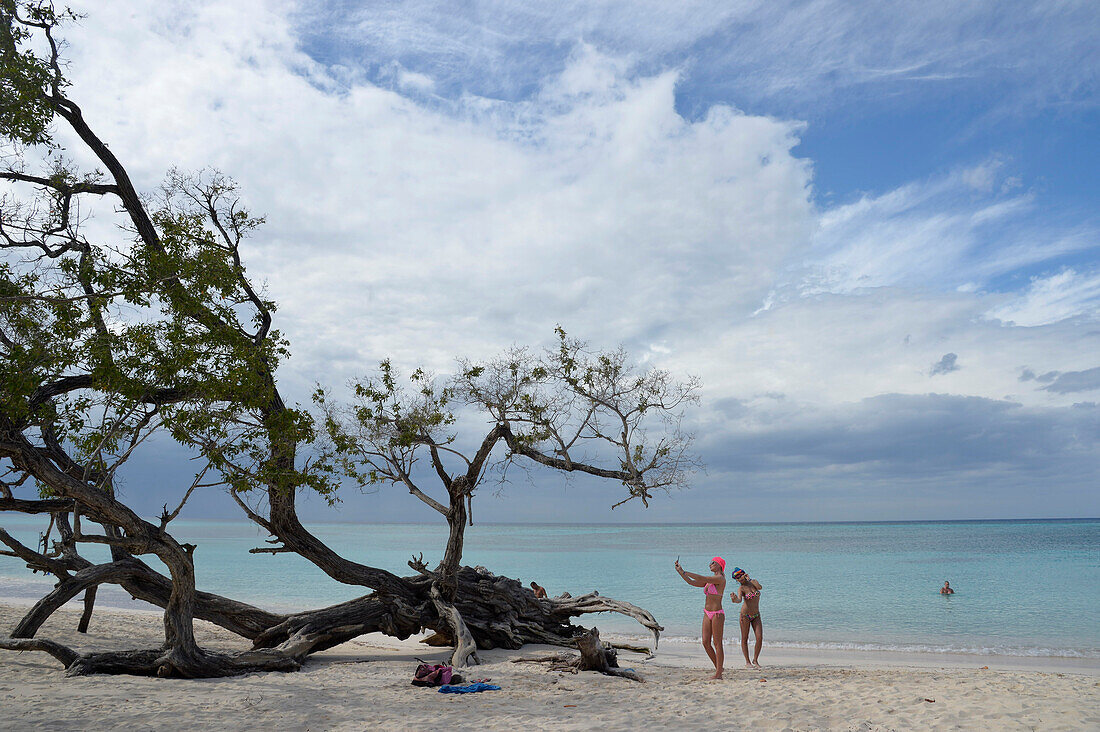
[741, 612, 760, 622]
[703, 609, 725, 619]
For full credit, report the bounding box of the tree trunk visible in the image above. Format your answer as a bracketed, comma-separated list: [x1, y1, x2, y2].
[439, 477, 469, 579]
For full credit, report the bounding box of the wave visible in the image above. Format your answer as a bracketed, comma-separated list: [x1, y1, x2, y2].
[611, 632, 1100, 659]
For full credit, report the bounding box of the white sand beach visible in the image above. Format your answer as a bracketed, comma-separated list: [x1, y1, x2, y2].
[2, 603, 1097, 731]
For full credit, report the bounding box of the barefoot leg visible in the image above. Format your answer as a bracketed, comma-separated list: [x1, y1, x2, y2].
[701, 614, 718, 671]
[752, 617, 764, 667]
[739, 614, 752, 667]
[711, 612, 725, 679]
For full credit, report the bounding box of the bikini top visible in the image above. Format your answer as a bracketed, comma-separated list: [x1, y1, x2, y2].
[743, 589, 760, 600]
[704, 583, 720, 595]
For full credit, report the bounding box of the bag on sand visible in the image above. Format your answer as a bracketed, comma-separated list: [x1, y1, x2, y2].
[412, 662, 463, 687]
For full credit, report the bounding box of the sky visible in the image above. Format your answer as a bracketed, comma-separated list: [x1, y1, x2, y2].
[21, 0, 1100, 523]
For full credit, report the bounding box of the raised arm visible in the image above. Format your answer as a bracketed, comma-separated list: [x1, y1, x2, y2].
[729, 586, 743, 603]
[675, 560, 722, 587]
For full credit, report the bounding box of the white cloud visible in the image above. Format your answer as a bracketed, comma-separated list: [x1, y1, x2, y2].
[15, 1, 1096, 521]
[800, 163, 1097, 299]
[661, 284, 1100, 416]
[304, 0, 1100, 114]
[58, 1, 814, 393]
[988, 269, 1100, 327]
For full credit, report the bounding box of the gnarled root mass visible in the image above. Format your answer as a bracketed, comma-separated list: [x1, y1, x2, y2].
[248, 565, 662, 670]
[448, 566, 661, 653]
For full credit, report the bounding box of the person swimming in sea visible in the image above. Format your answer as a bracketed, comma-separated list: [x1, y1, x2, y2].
[941, 580, 954, 595]
[675, 556, 727, 679]
[730, 567, 764, 669]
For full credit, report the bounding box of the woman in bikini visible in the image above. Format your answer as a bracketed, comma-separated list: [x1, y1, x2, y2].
[674, 556, 726, 679]
[730, 567, 763, 668]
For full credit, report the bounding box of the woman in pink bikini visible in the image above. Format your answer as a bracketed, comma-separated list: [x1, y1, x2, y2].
[730, 567, 763, 668]
[674, 556, 726, 679]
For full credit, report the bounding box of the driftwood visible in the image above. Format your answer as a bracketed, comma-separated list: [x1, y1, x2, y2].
[513, 628, 645, 682]
[3, 550, 662, 676]
[608, 641, 653, 655]
[251, 565, 661, 668]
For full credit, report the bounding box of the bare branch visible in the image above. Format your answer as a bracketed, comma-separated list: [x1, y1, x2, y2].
[159, 463, 211, 528]
[248, 545, 295, 555]
[0, 170, 118, 196]
[0, 638, 79, 668]
[0, 497, 74, 513]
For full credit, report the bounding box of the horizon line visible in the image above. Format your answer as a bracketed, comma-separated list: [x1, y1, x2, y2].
[97, 515, 1100, 527]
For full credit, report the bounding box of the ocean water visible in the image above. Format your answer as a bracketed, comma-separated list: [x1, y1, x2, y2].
[1, 517, 1097, 658]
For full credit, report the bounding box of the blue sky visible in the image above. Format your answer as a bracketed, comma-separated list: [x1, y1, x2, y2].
[293, 1, 1099, 206]
[9, 0, 1099, 523]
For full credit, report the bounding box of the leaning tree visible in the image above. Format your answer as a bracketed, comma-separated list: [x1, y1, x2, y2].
[314, 334, 700, 664]
[0, 2, 699, 677]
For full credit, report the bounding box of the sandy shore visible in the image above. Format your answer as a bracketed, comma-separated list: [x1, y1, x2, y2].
[2, 603, 1097, 731]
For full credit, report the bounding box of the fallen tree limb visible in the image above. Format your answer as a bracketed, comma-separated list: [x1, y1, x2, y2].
[547, 591, 661, 650]
[0, 637, 80, 667]
[512, 628, 645, 682]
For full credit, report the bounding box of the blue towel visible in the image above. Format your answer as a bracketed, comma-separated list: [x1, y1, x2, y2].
[437, 682, 502, 694]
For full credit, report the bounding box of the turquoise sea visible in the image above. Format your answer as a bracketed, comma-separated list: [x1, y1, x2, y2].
[1, 518, 1097, 658]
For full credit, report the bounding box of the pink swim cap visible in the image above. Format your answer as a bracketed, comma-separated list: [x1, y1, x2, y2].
[712, 556, 726, 571]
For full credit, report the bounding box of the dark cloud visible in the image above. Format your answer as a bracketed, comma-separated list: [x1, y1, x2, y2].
[50, 391, 1099, 525]
[930, 353, 960, 376]
[1019, 368, 1061, 383]
[1041, 367, 1100, 394]
[712, 397, 749, 418]
[702, 393, 1100, 479]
